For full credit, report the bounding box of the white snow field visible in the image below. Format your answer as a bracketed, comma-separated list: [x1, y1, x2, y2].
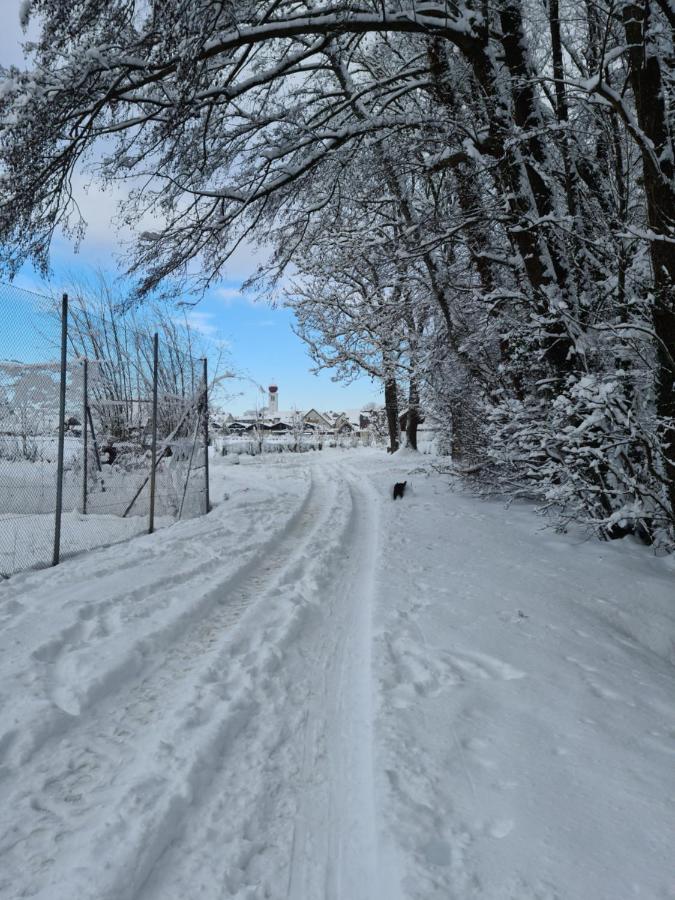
[1, 448, 673, 900]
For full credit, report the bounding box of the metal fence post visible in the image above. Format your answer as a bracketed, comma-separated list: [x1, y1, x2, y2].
[149, 333, 159, 534]
[202, 357, 210, 514]
[82, 357, 88, 514]
[53, 293, 68, 567]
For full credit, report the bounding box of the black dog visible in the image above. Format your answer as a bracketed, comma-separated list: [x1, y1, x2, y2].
[393, 481, 407, 500]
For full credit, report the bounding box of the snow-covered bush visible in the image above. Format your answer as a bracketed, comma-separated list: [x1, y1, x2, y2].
[488, 372, 671, 546]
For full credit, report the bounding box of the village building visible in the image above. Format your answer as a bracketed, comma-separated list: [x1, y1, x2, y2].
[219, 387, 381, 438]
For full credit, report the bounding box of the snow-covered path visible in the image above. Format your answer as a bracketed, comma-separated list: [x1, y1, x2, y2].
[139, 465, 381, 900]
[1, 450, 673, 899]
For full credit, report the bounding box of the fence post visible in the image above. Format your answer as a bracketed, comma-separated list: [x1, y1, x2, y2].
[202, 357, 210, 514]
[149, 332, 159, 534]
[82, 357, 88, 514]
[52, 293, 68, 567]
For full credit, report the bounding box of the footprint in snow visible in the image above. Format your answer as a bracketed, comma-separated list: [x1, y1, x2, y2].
[445, 649, 526, 683]
[383, 644, 525, 708]
[487, 818, 515, 839]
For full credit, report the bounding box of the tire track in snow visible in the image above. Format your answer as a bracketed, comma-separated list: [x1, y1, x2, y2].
[134, 464, 383, 900]
[0, 463, 350, 900]
[285, 470, 380, 900]
[0, 467, 315, 767]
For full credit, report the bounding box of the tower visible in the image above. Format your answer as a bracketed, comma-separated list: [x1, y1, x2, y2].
[268, 384, 278, 415]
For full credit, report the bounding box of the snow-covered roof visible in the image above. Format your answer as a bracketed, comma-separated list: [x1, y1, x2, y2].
[266, 409, 303, 422]
[223, 404, 382, 428]
[342, 408, 369, 425]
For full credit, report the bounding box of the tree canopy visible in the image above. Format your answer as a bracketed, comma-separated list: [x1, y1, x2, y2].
[1, 0, 674, 542]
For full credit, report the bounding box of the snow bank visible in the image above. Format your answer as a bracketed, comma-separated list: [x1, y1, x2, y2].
[361, 451, 675, 900]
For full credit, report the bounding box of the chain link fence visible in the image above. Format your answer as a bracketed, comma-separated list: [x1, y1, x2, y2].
[1, 282, 210, 578]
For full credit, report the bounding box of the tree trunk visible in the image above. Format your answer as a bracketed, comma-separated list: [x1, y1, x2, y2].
[384, 377, 399, 453]
[451, 398, 469, 464]
[405, 378, 421, 451]
[428, 21, 577, 377]
[450, 377, 484, 467]
[621, 0, 675, 523]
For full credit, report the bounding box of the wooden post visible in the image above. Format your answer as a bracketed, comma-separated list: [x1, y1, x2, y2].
[53, 293, 68, 566]
[82, 358, 88, 514]
[202, 357, 210, 514]
[148, 333, 159, 534]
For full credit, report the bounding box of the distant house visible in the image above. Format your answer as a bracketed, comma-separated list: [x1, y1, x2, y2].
[226, 420, 250, 433]
[331, 413, 353, 434]
[344, 409, 372, 435]
[219, 387, 386, 440]
[303, 408, 331, 430]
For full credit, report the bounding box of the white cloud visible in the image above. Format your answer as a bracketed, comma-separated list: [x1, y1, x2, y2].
[0, 5, 38, 67]
[218, 239, 272, 282]
[214, 287, 244, 303]
[68, 172, 158, 250]
[2, 12, 272, 290]
[177, 310, 218, 338]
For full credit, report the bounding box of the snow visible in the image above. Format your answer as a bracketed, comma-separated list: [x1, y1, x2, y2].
[0, 509, 162, 576]
[0, 449, 673, 899]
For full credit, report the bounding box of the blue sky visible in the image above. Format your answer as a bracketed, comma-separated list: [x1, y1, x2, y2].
[1, 7, 381, 415]
[10, 237, 382, 415]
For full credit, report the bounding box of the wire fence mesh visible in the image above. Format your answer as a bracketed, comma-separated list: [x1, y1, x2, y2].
[0, 282, 210, 578]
